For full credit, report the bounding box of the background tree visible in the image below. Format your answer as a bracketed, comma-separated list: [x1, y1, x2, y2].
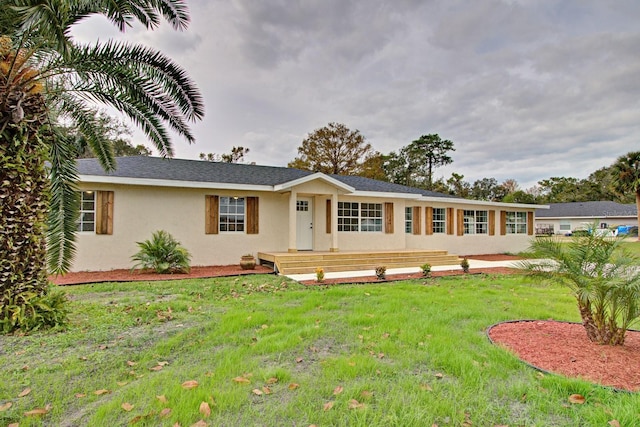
[1, 1, 203, 332]
[288, 122, 374, 175]
[358, 151, 387, 180]
[471, 177, 508, 201]
[200, 146, 250, 163]
[72, 111, 152, 158]
[446, 173, 471, 198]
[405, 134, 455, 190]
[382, 150, 413, 186]
[612, 151, 640, 240]
[502, 190, 537, 204]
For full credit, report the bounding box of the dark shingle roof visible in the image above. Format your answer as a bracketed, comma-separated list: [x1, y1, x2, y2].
[77, 156, 454, 198]
[536, 201, 637, 218]
[331, 174, 455, 198]
[77, 156, 310, 186]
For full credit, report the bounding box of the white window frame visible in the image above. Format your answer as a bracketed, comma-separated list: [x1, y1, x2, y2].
[463, 210, 488, 235]
[506, 211, 527, 234]
[405, 207, 413, 234]
[219, 196, 245, 233]
[338, 202, 383, 232]
[433, 208, 446, 234]
[77, 191, 96, 232]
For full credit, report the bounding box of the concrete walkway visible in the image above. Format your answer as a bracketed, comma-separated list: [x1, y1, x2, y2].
[286, 258, 523, 282]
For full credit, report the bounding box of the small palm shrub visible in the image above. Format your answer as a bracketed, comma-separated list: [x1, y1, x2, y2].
[375, 266, 387, 280]
[460, 257, 470, 273]
[1, 286, 69, 334]
[520, 231, 640, 345]
[421, 263, 432, 277]
[131, 230, 191, 274]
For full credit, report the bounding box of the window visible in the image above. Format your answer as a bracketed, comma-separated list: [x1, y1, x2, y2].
[559, 220, 571, 231]
[463, 210, 488, 234]
[338, 202, 383, 232]
[219, 196, 245, 232]
[433, 208, 446, 233]
[77, 191, 96, 232]
[405, 207, 413, 233]
[297, 200, 309, 211]
[506, 211, 527, 234]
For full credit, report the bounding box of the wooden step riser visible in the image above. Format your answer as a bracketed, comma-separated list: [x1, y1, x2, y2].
[281, 260, 461, 275]
[277, 257, 461, 275]
[278, 256, 459, 268]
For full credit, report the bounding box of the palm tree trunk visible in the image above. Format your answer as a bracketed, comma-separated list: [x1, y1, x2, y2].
[0, 95, 50, 309]
[579, 302, 626, 345]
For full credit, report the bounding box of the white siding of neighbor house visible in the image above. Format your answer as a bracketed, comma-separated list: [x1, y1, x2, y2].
[534, 217, 636, 235]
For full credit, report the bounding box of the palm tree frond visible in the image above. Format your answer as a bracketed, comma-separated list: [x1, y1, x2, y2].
[47, 131, 80, 274]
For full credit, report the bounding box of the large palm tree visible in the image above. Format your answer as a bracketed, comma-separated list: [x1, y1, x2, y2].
[612, 151, 640, 240]
[1, 1, 203, 322]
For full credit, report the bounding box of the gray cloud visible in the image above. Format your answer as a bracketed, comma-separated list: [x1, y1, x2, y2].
[73, 0, 640, 189]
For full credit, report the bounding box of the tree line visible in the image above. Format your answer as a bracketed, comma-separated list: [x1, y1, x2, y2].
[286, 122, 639, 206]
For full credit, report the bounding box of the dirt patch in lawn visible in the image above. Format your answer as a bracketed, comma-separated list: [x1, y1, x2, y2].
[489, 320, 640, 392]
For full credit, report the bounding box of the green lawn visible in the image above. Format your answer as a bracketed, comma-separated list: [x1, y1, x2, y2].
[1, 274, 638, 426]
[620, 240, 640, 257]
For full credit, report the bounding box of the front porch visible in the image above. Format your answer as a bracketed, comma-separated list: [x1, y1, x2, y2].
[257, 249, 461, 275]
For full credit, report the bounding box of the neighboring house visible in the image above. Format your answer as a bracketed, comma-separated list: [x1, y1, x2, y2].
[535, 201, 637, 235]
[74, 156, 545, 272]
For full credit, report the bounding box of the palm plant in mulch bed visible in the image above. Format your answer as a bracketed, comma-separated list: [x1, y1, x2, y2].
[519, 229, 640, 345]
[131, 230, 191, 274]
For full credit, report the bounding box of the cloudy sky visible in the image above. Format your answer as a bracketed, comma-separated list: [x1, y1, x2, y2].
[72, 0, 640, 189]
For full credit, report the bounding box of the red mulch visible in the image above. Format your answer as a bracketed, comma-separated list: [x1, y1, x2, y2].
[50, 254, 519, 286]
[489, 321, 640, 392]
[50, 264, 274, 285]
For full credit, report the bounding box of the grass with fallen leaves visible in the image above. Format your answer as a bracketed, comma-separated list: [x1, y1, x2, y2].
[1, 274, 638, 426]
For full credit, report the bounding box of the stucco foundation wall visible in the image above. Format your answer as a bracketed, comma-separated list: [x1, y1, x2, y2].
[405, 233, 531, 255]
[73, 184, 290, 272]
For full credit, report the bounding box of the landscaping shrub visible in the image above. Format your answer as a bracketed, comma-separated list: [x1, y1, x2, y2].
[0, 286, 68, 334]
[131, 230, 191, 273]
[520, 230, 640, 345]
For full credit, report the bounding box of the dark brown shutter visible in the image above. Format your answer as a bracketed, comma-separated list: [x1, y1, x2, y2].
[425, 207, 433, 235]
[95, 191, 114, 235]
[205, 195, 219, 234]
[384, 202, 394, 234]
[412, 206, 421, 235]
[326, 199, 332, 234]
[489, 210, 496, 236]
[456, 209, 464, 236]
[246, 197, 259, 234]
[446, 207, 454, 235]
[527, 211, 534, 235]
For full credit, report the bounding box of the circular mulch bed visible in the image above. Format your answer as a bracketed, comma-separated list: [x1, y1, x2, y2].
[488, 320, 640, 392]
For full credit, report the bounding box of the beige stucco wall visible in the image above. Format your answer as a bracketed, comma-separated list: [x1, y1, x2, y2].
[73, 184, 291, 271]
[402, 202, 533, 255]
[72, 182, 538, 271]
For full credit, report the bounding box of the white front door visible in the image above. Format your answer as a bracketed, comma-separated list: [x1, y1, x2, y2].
[296, 198, 313, 250]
